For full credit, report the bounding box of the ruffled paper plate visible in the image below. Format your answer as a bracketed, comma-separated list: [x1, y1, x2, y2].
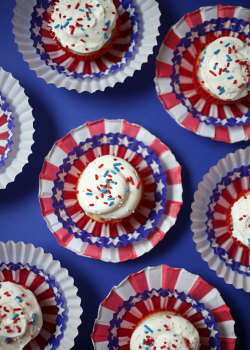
[91, 265, 236, 349]
[191, 146, 250, 292]
[39, 119, 182, 262]
[155, 5, 250, 143]
[13, 0, 161, 93]
[0, 241, 82, 350]
[0, 68, 34, 189]
[0, 92, 15, 168]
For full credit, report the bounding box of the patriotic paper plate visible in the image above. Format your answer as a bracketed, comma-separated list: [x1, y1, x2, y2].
[0, 68, 34, 190]
[0, 93, 14, 168]
[91, 265, 236, 349]
[13, 0, 160, 93]
[0, 241, 82, 350]
[39, 119, 182, 263]
[191, 146, 250, 292]
[155, 5, 250, 143]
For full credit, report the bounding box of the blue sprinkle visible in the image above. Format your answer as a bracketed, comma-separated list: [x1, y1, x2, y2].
[213, 65, 217, 70]
[86, 192, 93, 196]
[32, 313, 36, 325]
[111, 181, 117, 184]
[0, 284, 1, 289]
[81, 27, 84, 31]
[87, 7, 91, 14]
[103, 170, 109, 177]
[113, 163, 121, 166]
[144, 325, 153, 333]
[87, 17, 91, 21]
[248, 238, 250, 242]
[5, 338, 11, 343]
[226, 54, 232, 62]
[67, 17, 72, 21]
[174, 334, 177, 337]
[105, 20, 110, 27]
[111, 170, 116, 175]
[144, 330, 148, 334]
[85, 34, 88, 37]
[107, 197, 115, 201]
[225, 69, 230, 73]
[143, 339, 146, 345]
[16, 296, 22, 302]
[54, 24, 60, 29]
[108, 201, 114, 206]
[101, 189, 107, 193]
[114, 166, 119, 172]
[104, 32, 108, 40]
[245, 82, 248, 88]
[125, 189, 129, 192]
[12, 314, 19, 321]
[218, 89, 225, 95]
[214, 49, 220, 54]
[79, 9, 84, 12]
[96, 3, 100, 6]
[219, 87, 224, 91]
[224, 42, 230, 47]
[63, 21, 69, 28]
[157, 329, 161, 332]
[201, 56, 205, 62]
[227, 75, 234, 79]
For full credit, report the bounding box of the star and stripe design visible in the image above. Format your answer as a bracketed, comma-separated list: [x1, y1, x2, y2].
[155, 5, 250, 143]
[91, 265, 236, 349]
[39, 119, 182, 262]
[0, 93, 14, 167]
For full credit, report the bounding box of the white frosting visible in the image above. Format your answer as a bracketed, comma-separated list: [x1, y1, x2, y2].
[49, 0, 117, 54]
[130, 312, 200, 350]
[77, 155, 142, 220]
[230, 192, 250, 248]
[198, 37, 250, 101]
[0, 282, 43, 350]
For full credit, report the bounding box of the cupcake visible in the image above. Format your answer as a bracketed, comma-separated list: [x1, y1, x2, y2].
[48, 0, 119, 60]
[0, 241, 82, 349]
[92, 265, 236, 349]
[0, 68, 34, 189]
[155, 5, 250, 142]
[196, 37, 250, 103]
[130, 311, 200, 350]
[191, 146, 250, 291]
[39, 119, 182, 262]
[13, 0, 160, 92]
[76, 155, 143, 222]
[0, 282, 43, 349]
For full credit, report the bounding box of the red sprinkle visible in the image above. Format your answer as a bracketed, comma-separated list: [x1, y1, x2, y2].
[209, 70, 217, 76]
[238, 83, 244, 88]
[136, 180, 142, 189]
[98, 164, 104, 168]
[75, 2, 80, 9]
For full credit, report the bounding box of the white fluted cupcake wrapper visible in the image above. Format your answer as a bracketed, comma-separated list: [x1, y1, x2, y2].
[191, 146, 250, 292]
[0, 68, 34, 189]
[0, 241, 82, 350]
[13, 0, 161, 93]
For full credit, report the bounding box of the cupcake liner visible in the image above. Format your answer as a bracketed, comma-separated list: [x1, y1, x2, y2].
[39, 119, 182, 262]
[0, 241, 82, 350]
[13, 0, 161, 93]
[0, 68, 34, 190]
[191, 146, 250, 292]
[155, 5, 250, 143]
[91, 265, 236, 349]
[0, 92, 15, 168]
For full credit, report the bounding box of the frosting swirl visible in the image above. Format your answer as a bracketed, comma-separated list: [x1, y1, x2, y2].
[198, 37, 250, 101]
[0, 282, 43, 349]
[49, 0, 117, 54]
[230, 191, 250, 248]
[77, 155, 142, 220]
[130, 312, 200, 350]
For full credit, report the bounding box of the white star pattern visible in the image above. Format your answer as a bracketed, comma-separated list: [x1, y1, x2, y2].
[117, 308, 126, 320]
[67, 153, 78, 165]
[131, 295, 143, 305]
[35, 41, 45, 53]
[208, 200, 217, 213]
[137, 145, 149, 158]
[156, 180, 165, 194]
[153, 200, 164, 214]
[217, 184, 225, 195]
[111, 325, 118, 338]
[58, 170, 67, 182]
[81, 141, 93, 151]
[150, 160, 160, 174]
[99, 135, 112, 145]
[228, 172, 240, 182]
[110, 237, 121, 246]
[118, 136, 131, 147]
[36, 6, 45, 17]
[32, 24, 41, 37]
[143, 219, 154, 230]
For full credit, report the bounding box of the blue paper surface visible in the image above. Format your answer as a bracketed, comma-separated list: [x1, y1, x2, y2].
[0, 0, 249, 349]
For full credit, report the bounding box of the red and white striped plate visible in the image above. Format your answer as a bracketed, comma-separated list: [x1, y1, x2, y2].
[155, 5, 250, 143]
[39, 119, 183, 262]
[91, 265, 236, 349]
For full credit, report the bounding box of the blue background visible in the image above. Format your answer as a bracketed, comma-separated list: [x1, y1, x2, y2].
[0, 0, 249, 349]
